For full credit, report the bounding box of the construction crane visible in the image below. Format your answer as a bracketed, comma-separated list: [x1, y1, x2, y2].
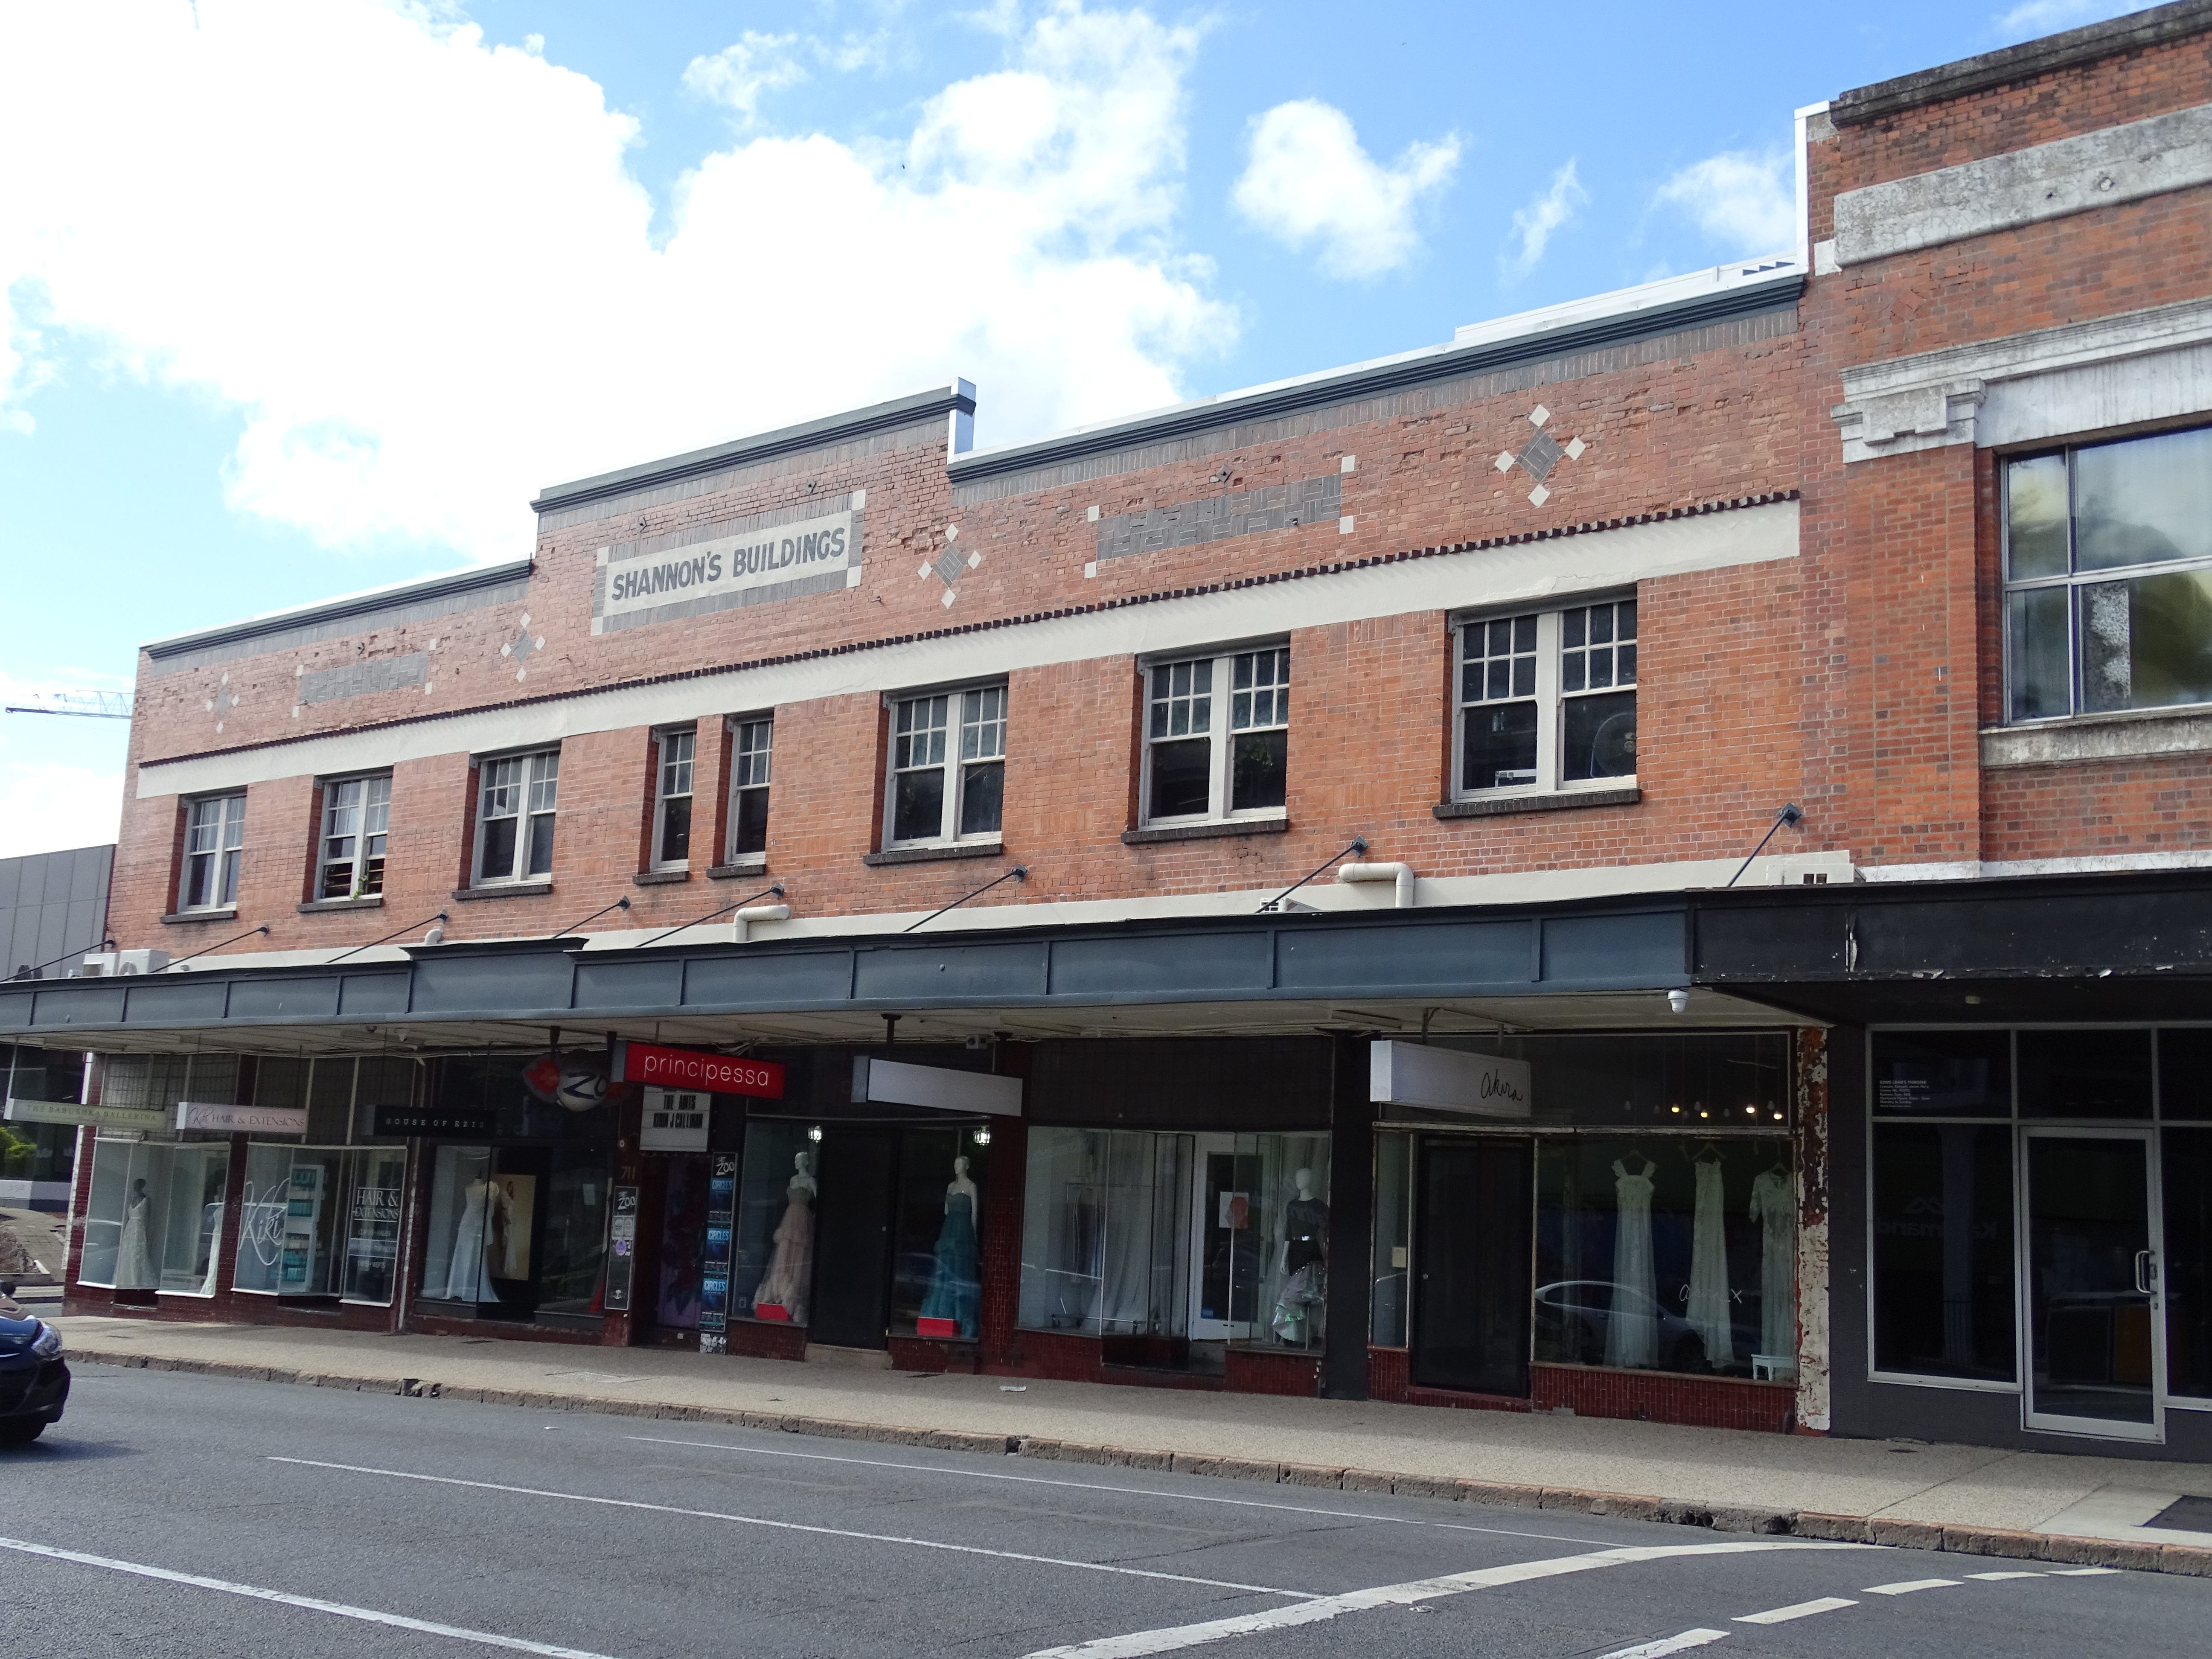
[4, 690, 134, 720]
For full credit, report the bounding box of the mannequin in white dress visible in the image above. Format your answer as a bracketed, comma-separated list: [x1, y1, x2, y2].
[1686, 1149, 1735, 1369]
[443, 1176, 497, 1301]
[115, 1178, 158, 1289]
[1748, 1161, 1795, 1359]
[1605, 1154, 1657, 1368]
[752, 1150, 818, 1322]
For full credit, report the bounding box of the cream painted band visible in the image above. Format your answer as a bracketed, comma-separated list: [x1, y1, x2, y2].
[137, 502, 1796, 801]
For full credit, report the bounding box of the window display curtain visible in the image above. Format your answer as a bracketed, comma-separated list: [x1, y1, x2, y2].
[1686, 1153, 1735, 1369]
[1604, 1155, 1658, 1367]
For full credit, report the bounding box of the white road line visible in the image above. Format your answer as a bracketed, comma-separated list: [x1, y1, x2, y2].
[624, 1434, 1621, 1546]
[1967, 1571, 2045, 1580]
[0, 1534, 614, 1659]
[1599, 1629, 1730, 1657]
[270, 1456, 1313, 1601]
[2053, 1567, 2122, 1576]
[1734, 1596, 1857, 1624]
[1020, 1539, 1857, 1659]
[1865, 1578, 1959, 1594]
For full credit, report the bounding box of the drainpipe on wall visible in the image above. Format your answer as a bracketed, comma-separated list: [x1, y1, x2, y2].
[1336, 862, 1416, 908]
[734, 903, 791, 943]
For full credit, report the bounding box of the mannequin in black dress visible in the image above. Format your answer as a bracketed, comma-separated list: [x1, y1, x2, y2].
[1272, 1167, 1329, 1345]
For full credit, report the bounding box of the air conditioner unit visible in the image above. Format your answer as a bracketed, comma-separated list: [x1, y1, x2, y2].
[78, 949, 170, 976]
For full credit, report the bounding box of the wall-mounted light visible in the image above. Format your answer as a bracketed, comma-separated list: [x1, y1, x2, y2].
[970, 1126, 992, 1147]
[1667, 988, 1690, 1015]
[807, 1124, 823, 1143]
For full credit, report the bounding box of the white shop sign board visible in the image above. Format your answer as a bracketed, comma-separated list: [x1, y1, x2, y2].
[850, 1057, 1023, 1117]
[5, 1097, 169, 1132]
[641, 1088, 711, 1151]
[1369, 1041, 1533, 1119]
[175, 1101, 310, 1134]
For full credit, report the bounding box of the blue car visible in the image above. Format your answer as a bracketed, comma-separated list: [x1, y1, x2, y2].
[0, 1286, 69, 1446]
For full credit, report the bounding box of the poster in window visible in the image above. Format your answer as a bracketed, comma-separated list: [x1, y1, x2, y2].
[491, 1173, 536, 1279]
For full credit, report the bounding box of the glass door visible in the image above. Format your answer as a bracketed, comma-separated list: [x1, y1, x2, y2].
[2022, 1129, 2163, 1440]
[1189, 1134, 1254, 1341]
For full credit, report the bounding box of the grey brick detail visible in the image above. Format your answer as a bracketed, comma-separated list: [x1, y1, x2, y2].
[147, 575, 527, 678]
[299, 652, 428, 706]
[1095, 475, 1339, 562]
[594, 494, 866, 635]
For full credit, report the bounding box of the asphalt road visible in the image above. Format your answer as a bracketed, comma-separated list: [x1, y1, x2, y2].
[3, 1365, 2203, 1659]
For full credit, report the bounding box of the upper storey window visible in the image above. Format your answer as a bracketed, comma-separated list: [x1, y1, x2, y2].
[1457, 600, 1637, 795]
[180, 794, 246, 912]
[1143, 646, 1289, 824]
[651, 728, 695, 871]
[475, 751, 559, 885]
[888, 686, 1006, 847]
[319, 775, 390, 899]
[2005, 426, 2212, 724]
[728, 717, 772, 862]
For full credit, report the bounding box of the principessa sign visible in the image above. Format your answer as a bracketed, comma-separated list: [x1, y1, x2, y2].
[612, 1040, 785, 1100]
[598, 508, 856, 626]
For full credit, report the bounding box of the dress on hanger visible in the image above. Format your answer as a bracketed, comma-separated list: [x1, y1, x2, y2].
[753, 1178, 816, 1323]
[1686, 1157, 1735, 1369]
[115, 1190, 158, 1289]
[1605, 1159, 1657, 1368]
[1748, 1166, 1796, 1359]
[919, 1191, 981, 1339]
[443, 1179, 496, 1301]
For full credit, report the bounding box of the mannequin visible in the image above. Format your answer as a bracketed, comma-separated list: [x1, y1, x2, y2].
[1269, 1167, 1329, 1347]
[1748, 1154, 1796, 1361]
[1604, 1153, 1656, 1368]
[116, 1176, 158, 1289]
[919, 1154, 982, 1339]
[1685, 1146, 1735, 1369]
[752, 1149, 817, 1322]
[443, 1174, 497, 1301]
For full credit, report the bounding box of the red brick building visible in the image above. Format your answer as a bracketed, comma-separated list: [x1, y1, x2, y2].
[9, 2, 2212, 1456]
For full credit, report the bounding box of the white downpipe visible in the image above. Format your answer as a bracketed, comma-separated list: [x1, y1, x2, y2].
[1337, 862, 1415, 908]
[734, 903, 791, 943]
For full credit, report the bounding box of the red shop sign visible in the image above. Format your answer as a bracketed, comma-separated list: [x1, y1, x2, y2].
[612, 1040, 785, 1099]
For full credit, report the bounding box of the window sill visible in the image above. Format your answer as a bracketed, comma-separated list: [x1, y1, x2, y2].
[707, 859, 768, 880]
[1982, 704, 2212, 769]
[160, 907, 238, 925]
[451, 882, 553, 902]
[632, 869, 690, 886]
[863, 841, 1005, 867]
[1121, 818, 1290, 846]
[1435, 785, 1640, 819]
[297, 895, 384, 914]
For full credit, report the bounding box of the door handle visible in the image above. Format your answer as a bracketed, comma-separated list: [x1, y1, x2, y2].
[2134, 1250, 2159, 1295]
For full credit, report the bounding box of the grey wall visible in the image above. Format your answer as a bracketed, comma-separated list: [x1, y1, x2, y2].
[0, 844, 113, 981]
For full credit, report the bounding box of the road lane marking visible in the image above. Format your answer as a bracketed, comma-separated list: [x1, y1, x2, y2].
[271, 1456, 1314, 1601]
[623, 1434, 1619, 1546]
[2053, 1567, 2122, 1575]
[1967, 1571, 2045, 1580]
[0, 1534, 615, 1658]
[1734, 1596, 1857, 1624]
[1865, 1578, 1959, 1594]
[1599, 1630, 1730, 1657]
[1019, 1539, 1857, 1658]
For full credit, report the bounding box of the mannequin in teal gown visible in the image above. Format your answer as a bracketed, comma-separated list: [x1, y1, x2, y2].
[919, 1154, 981, 1339]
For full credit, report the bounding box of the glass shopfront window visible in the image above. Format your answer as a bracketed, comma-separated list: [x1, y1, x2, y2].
[158, 1146, 230, 1296]
[1371, 1133, 1411, 1348]
[891, 1125, 991, 1341]
[1234, 1132, 1331, 1352]
[81, 1139, 231, 1292]
[422, 1145, 496, 1302]
[1019, 1128, 1191, 1339]
[734, 1121, 816, 1324]
[1533, 1137, 1794, 1378]
[419, 1143, 606, 1317]
[2, 1047, 85, 1190]
[234, 1144, 407, 1304]
[1871, 1123, 2016, 1382]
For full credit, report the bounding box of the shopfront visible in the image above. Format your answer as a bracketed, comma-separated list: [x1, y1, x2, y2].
[1, 1044, 87, 1211]
[1867, 1026, 2212, 1446]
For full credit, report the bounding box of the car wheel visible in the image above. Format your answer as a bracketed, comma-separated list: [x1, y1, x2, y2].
[0, 1420, 46, 1446]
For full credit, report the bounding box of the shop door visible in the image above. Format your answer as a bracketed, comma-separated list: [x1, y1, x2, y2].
[2023, 1129, 2163, 1441]
[1190, 1133, 1254, 1341]
[1411, 1137, 1531, 1397]
[809, 1129, 898, 1350]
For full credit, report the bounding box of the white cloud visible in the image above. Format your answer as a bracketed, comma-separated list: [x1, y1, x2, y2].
[0, 0, 1231, 564]
[0, 761, 123, 860]
[1994, 1, 2137, 43]
[682, 31, 809, 122]
[1501, 159, 1586, 282]
[1653, 148, 1796, 256]
[1231, 100, 1459, 280]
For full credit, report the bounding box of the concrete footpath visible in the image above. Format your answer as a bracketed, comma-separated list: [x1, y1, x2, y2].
[50, 1314, 2212, 1578]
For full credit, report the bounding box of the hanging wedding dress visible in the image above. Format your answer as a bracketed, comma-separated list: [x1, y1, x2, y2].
[1687, 1155, 1735, 1369]
[753, 1169, 816, 1323]
[1604, 1158, 1657, 1368]
[1748, 1165, 1796, 1359]
[442, 1177, 496, 1301]
[115, 1182, 158, 1289]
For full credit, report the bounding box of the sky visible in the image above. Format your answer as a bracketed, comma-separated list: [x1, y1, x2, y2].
[0, 0, 2148, 858]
